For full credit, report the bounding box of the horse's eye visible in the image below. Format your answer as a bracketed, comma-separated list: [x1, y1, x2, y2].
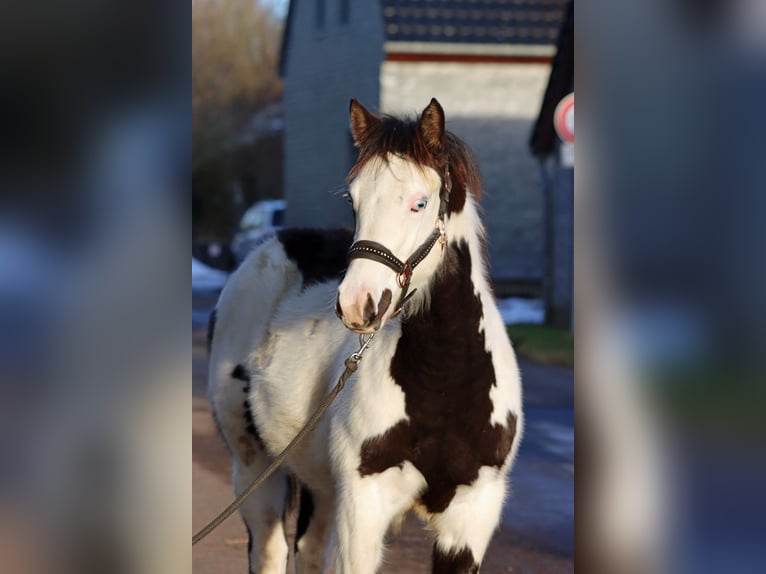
[343, 193, 353, 205]
[412, 199, 427, 212]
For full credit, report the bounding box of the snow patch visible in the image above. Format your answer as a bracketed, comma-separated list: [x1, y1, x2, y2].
[496, 297, 544, 325]
[192, 258, 228, 290]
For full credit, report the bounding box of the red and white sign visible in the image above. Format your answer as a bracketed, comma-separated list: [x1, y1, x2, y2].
[554, 93, 574, 143]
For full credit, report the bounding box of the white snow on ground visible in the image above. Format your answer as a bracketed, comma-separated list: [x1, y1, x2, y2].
[496, 297, 544, 325]
[192, 258, 228, 290]
[613, 301, 710, 364]
[190, 262, 541, 321]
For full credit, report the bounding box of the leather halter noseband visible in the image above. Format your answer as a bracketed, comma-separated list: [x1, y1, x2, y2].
[347, 167, 452, 316]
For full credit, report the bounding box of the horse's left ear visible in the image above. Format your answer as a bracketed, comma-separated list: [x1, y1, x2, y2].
[418, 98, 445, 154]
[349, 98, 380, 148]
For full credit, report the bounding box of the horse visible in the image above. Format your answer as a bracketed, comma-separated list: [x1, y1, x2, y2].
[208, 98, 523, 574]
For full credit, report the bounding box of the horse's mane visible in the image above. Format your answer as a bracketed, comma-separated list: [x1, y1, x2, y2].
[346, 113, 482, 215]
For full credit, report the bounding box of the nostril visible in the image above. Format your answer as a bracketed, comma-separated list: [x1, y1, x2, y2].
[377, 289, 392, 319]
[335, 296, 344, 319]
[363, 293, 376, 324]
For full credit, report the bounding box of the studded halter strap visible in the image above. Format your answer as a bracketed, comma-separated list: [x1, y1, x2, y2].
[347, 166, 452, 316]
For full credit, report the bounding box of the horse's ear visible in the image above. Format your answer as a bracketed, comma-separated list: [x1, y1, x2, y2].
[418, 98, 445, 154]
[349, 98, 379, 148]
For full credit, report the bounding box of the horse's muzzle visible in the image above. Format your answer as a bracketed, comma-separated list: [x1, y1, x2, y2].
[335, 288, 392, 333]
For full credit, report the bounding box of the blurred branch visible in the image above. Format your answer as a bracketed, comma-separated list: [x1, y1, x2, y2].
[192, 0, 283, 170]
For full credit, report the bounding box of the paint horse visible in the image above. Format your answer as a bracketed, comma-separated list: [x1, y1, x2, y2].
[208, 98, 523, 573]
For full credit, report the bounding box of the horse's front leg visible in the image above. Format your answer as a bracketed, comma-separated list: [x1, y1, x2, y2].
[294, 484, 334, 574]
[334, 465, 424, 574]
[430, 468, 508, 573]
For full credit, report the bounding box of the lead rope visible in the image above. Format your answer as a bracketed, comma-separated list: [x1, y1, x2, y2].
[192, 333, 375, 546]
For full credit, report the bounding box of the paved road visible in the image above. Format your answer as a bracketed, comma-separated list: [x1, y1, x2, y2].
[505, 361, 574, 556]
[193, 293, 573, 573]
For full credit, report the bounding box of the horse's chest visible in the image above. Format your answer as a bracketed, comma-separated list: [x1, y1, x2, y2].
[357, 343, 515, 514]
[355, 240, 517, 513]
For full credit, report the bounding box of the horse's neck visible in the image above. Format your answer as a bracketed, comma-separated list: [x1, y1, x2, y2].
[396, 202, 493, 387]
[405, 197, 492, 336]
[441, 196, 492, 299]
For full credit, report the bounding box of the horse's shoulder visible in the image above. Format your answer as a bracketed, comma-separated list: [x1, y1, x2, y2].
[276, 227, 354, 287]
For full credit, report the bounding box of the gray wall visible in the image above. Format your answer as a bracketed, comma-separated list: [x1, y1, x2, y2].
[381, 61, 550, 280]
[282, 0, 385, 229]
[548, 155, 573, 327]
[283, 13, 552, 281]
[448, 117, 544, 281]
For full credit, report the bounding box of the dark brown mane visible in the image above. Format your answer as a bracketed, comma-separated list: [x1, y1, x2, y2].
[346, 114, 481, 215]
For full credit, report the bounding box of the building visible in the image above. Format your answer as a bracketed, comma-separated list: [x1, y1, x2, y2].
[279, 0, 568, 288]
[530, 0, 573, 326]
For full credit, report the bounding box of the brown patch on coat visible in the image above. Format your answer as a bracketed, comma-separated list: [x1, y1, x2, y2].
[346, 100, 482, 215]
[237, 435, 257, 466]
[294, 483, 315, 552]
[276, 228, 353, 287]
[231, 364, 249, 382]
[373, 288, 393, 330]
[432, 545, 479, 574]
[358, 240, 517, 513]
[246, 524, 254, 573]
[232, 364, 266, 451]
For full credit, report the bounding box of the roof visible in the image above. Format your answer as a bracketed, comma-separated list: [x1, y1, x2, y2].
[279, 0, 568, 76]
[529, 0, 573, 156]
[382, 0, 567, 47]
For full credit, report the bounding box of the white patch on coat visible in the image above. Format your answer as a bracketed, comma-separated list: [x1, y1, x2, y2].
[208, 238, 302, 457]
[333, 461, 427, 574]
[431, 466, 507, 563]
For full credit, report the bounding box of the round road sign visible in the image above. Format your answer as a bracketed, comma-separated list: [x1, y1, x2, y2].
[554, 93, 574, 143]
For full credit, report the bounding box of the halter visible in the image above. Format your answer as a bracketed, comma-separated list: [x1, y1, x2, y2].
[347, 166, 452, 317]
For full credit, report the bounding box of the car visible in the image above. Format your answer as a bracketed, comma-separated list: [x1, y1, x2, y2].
[230, 199, 286, 262]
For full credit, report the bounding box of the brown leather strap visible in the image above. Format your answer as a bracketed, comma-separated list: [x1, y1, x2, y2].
[347, 240, 406, 274]
[346, 167, 452, 315]
[347, 228, 441, 277]
[407, 228, 442, 270]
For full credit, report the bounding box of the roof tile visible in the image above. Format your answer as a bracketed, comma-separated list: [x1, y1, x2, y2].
[382, 0, 568, 45]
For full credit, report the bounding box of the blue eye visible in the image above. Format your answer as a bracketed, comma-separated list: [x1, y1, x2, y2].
[412, 199, 427, 212]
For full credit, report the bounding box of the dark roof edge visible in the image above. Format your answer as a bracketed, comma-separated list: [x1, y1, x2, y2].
[529, 1, 574, 156]
[386, 53, 553, 65]
[384, 41, 556, 57]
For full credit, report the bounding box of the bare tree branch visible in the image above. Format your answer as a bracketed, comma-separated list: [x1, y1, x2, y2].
[192, 0, 283, 168]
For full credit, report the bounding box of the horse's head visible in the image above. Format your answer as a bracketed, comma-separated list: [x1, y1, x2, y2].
[336, 98, 453, 334]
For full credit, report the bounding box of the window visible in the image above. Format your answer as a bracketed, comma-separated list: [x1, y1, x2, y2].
[339, 0, 350, 24]
[315, 0, 325, 29]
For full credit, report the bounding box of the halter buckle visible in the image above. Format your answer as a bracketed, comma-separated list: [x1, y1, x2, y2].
[437, 218, 447, 250]
[397, 263, 412, 289]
